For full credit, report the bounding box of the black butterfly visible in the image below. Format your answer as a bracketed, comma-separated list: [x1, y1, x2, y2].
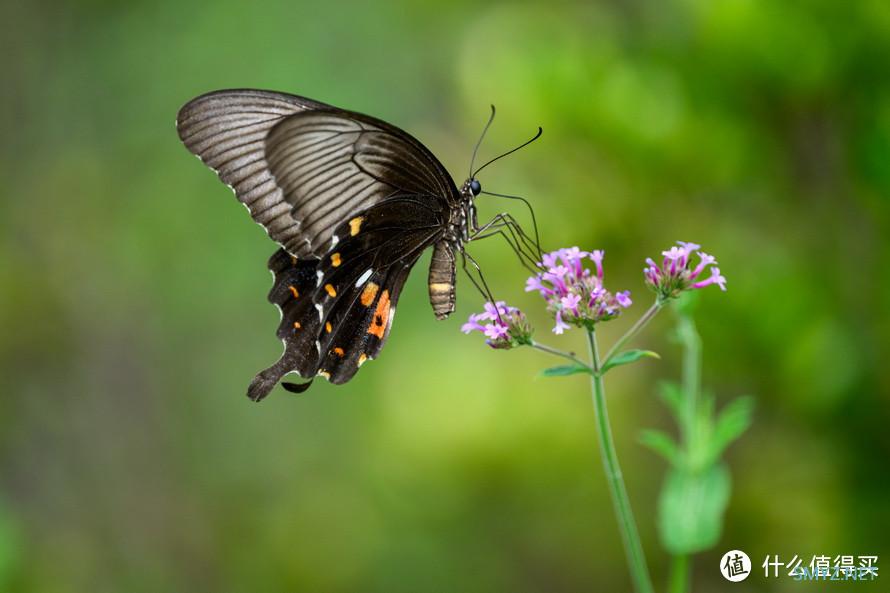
[176, 89, 541, 400]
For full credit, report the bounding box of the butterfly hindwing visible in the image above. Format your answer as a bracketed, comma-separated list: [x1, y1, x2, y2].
[246, 251, 324, 401]
[311, 197, 445, 383]
[247, 198, 444, 399]
[316, 264, 413, 384]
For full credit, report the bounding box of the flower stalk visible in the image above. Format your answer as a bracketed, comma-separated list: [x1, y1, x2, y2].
[588, 329, 655, 593]
[602, 300, 664, 367]
[530, 341, 591, 370]
[461, 241, 730, 593]
[669, 554, 690, 593]
[677, 311, 701, 452]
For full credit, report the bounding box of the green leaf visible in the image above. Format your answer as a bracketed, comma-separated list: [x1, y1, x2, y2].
[657, 464, 731, 555]
[539, 364, 592, 377]
[601, 349, 660, 373]
[657, 381, 684, 422]
[639, 429, 681, 466]
[708, 395, 754, 463]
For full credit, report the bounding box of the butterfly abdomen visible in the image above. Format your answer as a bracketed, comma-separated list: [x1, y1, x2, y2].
[428, 241, 456, 320]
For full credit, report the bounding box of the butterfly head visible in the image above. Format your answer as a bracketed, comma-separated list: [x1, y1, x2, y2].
[469, 179, 482, 196]
[460, 178, 482, 200]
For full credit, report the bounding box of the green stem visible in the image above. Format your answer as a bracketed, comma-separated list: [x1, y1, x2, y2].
[676, 313, 701, 450]
[602, 301, 664, 368]
[587, 330, 655, 593]
[530, 341, 592, 371]
[669, 555, 690, 593]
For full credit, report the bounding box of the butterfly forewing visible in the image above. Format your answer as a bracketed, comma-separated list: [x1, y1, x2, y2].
[176, 90, 331, 254]
[264, 111, 456, 257]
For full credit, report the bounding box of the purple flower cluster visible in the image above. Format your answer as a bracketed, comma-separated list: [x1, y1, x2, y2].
[461, 301, 533, 349]
[461, 242, 726, 348]
[644, 241, 726, 300]
[526, 247, 632, 333]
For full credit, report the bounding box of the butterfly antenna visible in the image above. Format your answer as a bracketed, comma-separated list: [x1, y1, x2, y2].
[469, 105, 496, 179]
[480, 190, 544, 258]
[472, 127, 543, 178]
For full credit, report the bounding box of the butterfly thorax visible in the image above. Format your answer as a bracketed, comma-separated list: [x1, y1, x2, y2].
[460, 179, 482, 241]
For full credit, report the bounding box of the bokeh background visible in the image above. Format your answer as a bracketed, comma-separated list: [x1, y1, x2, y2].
[2, 0, 889, 591]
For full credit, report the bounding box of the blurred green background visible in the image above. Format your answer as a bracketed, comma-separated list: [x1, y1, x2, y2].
[2, 0, 889, 591]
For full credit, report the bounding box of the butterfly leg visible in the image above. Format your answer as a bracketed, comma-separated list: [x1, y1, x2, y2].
[460, 250, 501, 311]
[472, 226, 538, 271]
[471, 212, 541, 259]
[470, 214, 541, 270]
[484, 212, 542, 259]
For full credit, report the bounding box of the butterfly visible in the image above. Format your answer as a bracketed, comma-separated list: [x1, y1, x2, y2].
[176, 89, 541, 400]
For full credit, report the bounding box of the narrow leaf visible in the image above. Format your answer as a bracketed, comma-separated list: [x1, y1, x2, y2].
[601, 349, 660, 373]
[639, 429, 681, 466]
[708, 395, 754, 462]
[657, 381, 684, 421]
[539, 364, 592, 378]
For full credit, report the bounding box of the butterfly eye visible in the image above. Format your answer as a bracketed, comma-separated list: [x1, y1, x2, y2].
[469, 179, 482, 196]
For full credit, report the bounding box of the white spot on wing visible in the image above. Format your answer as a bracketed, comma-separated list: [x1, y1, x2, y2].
[315, 303, 324, 321]
[330, 234, 339, 248]
[316, 270, 323, 286]
[355, 268, 373, 287]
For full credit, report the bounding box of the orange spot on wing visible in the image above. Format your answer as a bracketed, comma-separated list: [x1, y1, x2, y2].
[288, 285, 299, 298]
[367, 289, 390, 338]
[324, 284, 337, 297]
[293, 321, 301, 329]
[332, 347, 344, 357]
[325, 321, 332, 333]
[349, 216, 364, 236]
[331, 253, 341, 267]
[360, 282, 379, 306]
